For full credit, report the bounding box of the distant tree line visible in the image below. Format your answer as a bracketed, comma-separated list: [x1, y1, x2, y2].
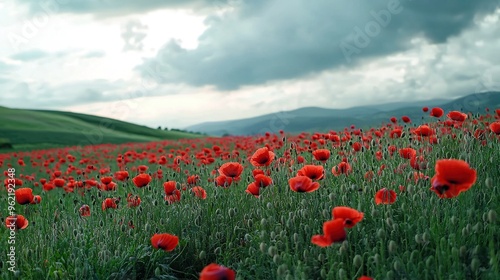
[157, 126, 207, 135]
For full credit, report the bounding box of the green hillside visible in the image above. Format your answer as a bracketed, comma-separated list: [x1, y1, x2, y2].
[0, 107, 203, 151]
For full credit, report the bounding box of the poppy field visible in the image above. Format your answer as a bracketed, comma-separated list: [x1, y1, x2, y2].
[1, 107, 500, 280]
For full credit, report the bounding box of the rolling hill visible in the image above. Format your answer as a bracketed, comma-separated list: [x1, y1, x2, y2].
[0, 107, 203, 151]
[185, 91, 500, 136]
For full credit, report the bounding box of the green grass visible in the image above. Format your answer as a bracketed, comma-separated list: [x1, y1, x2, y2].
[0, 112, 499, 279]
[0, 107, 203, 151]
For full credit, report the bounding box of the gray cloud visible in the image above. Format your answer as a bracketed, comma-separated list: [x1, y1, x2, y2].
[121, 20, 148, 51]
[0, 79, 123, 108]
[136, 0, 499, 90]
[10, 49, 49, 61]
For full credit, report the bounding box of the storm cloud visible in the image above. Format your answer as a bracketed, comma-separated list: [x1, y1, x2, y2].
[136, 0, 499, 90]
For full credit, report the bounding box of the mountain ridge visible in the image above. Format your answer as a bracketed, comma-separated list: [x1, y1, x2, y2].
[185, 92, 499, 136]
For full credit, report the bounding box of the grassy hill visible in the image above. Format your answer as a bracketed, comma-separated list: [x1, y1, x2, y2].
[186, 91, 500, 136]
[0, 107, 203, 151]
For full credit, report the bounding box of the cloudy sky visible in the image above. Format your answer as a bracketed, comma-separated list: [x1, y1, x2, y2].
[1, 0, 499, 129]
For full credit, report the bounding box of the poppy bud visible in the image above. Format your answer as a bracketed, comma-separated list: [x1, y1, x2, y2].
[377, 228, 386, 239]
[472, 222, 481, 233]
[462, 226, 470, 237]
[485, 178, 493, 188]
[214, 247, 221, 255]
[198, 250, 206, 259]
[273, 254, 281, 264]
[260, 243, 267, 253]
[268, 246, 277, 257]
[450, 215, 457, 225]
[337, 268, 347, 279]
[320, 269, 327, 278]
[393, 259, 403, 272]
[415, 234, 423, 244]
[386, 217, 393, 227]
[353, 255, 363, 267]
[425, 256, 434, 268]
[471, 258, 480, 272]
[389, 240, 397, 254]
[422, 232, 430, 243]
[154, 267, 161, 277]
[488, 209, 497, 223]
[277, 264, 287, 277]
[244, 234, 252, 242]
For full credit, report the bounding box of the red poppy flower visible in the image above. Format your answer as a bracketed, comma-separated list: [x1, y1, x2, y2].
[138, 165, 149, 173]
[296, 155, 305, 164]
[191, 186, 207, 199]
[132, 173, 152, 188]
[430, 107, 444, 118]
[151, 233, 179, 252]
[447, 111, 467, 122]
[410, 155, 428, 170]
[127, 193, 141, 207]
[200, 263, 236, 280]
[215, 175, 233, 188]
[375, 188, 397, 205]
[401, 116, 411, 123]
[30, 195, 42, 204]
[114, 170, 129, 181]
[489, 122, 500, 135]
[359, 277, 374, 280]
[218, 162, 244, 179]
[331, 162, 352, 176]
[312, 149, 330, 162]
[352, 142, 362, 152]
[187, 175, 200, 185]
[100, 176, 113, 185]
[79, 204, 91, 217]
[53, 178, 66, 188]
[413, 125, 434, 137]
[102, 198, 118, 210]
[43, 183, 56, 192]
[164, 181, 181, 203]
[15, 188, 35, 205]
[430, 159, 476, 198]
[254, 174, 272, 188]
[390, 117, 397, 123]
[297, 165, 324, 180]
[250, 147, 275, 167]
[5, 215, 29, 230]
[245, 182, 261, 197]
[389, 128, 402, 138]
[289, 176, 320, 193]
[399, 148, 416, 159]
[311, 218, 346, 247]
[332, 206, 364, 228]
[422, 107, 429, 112]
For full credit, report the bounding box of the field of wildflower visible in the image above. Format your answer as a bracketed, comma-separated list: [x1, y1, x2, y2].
[1, 107, 499, 280]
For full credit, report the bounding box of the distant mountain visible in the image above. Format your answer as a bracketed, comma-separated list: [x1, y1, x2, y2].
[185, 92, 500, 136]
